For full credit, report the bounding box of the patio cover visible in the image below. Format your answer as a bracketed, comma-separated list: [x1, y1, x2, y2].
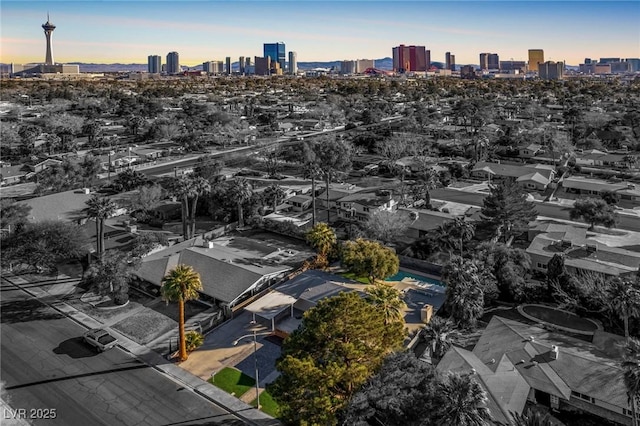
[244, 291, 297, 330]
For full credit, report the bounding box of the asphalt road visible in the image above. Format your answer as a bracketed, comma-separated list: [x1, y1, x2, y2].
[0, 280, 246, 426]
[430, 188, 640, 232]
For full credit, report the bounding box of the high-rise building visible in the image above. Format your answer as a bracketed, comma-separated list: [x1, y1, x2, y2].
[626, 58, 640, 72]
[340, 60, 356, 75]
[445, 52, 452, 71]
[480, 53, 499, 70]
[148, 55, 161, 73]
[245, 57, 252, 74]
[225, 57, 231, 75]
[166, 51, 180, 74]
[264, 43, 286, 70]
[528, 49, 544, 72]
[288, 51, 297, 75]
[539, 61, 564, 80]
[42, 14, 56, 65]
[500, 60, 527, 73]
[355, 59, 375, 73]
[239, 56, 245, 74]
[450, 54, 456, 71]
[426, 50, 431, 70]
[392, 45, 427, 73]
[254, 56, 271, 76]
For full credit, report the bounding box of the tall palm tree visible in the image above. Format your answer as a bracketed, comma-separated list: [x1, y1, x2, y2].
[229, 178, 253, 228]
[420, 316, 462, 363]
[170, 176, 211, 240]
[85, 195, 117, 257]
[187, 177, 211, 238]
[161, 264, 203, 362]
[435, 372, 492, 426]
[608, 278, 640, 338]
[365, 283, 406, 325]
[443, 257, 485, 329]
[303, 162, 322, 226]
[622, 338, 640, 426]
[305, 222, 337, 261]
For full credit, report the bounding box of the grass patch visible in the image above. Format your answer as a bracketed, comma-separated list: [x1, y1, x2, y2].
[209, 367, 255, 397]
[251, 390, 281, 418]
[112, 310, 176, 344]
[340, 271, 371, 284]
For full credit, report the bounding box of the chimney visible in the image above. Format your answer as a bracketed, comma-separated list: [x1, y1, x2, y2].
[529, 336, 535, 342]
[550, 345, 559, 360]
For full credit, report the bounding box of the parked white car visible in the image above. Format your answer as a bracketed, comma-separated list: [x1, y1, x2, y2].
[83, 329, 118, 352]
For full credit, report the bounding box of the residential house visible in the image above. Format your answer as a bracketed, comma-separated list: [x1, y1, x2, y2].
[286, 194, 313, 212]
[518, 143, 543, 159]
[316, 183, 363, 214]
[336, 189, 397, 222]
[396, 207, 455, 240]
[437, 316, 635, 426]
[0, 164, 29, 185]
[470, 161, 555, 191]
[575, 149, 628, 168]
[22, 189, 95, 223]
[132, 147, 165, 161]
[134, 235, 293, 315]
[526, 223, 640, 277]
[560, 176, 640, 205]
[30, 158, 62, 174]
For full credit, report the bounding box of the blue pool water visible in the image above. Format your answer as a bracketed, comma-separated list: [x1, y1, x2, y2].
[385, 270, 444, 287]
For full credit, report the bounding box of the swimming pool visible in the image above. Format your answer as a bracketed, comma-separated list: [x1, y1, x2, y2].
[385, 270, 444, 288]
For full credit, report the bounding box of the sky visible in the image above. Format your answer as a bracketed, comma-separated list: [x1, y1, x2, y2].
[1, 1, 639, 66]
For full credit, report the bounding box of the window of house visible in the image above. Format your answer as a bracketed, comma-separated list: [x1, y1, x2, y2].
[363, 207, 370, 213]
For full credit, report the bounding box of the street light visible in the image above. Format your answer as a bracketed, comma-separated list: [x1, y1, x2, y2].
[232, 324, 272, 409]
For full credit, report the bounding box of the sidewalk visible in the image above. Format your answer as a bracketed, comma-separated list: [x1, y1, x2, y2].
[2, 273, 280, 426]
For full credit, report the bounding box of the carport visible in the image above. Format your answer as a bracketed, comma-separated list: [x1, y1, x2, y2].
[244, 291, 297, 331]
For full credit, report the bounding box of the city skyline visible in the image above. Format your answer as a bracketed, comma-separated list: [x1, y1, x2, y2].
[1, 1, 638, 67]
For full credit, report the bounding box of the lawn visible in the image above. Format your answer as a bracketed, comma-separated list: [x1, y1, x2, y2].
[112, 310, 176, 345]
[339, 271, 371, 284]
[251, 390, 281, 418]
[209, 367, 255, 397]
[521, 305, 598, 332]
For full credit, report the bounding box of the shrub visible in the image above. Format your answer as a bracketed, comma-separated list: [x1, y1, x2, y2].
[185, 330, 204, 352]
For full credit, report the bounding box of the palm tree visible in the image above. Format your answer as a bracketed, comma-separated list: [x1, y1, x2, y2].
[443, 257, 485, 329]
[511, 408, 554, 426]
[170, 176, 211, 239]
[608, 278, 640, 338]
[622, 338, 640, 426]
[229, 178, 253, 228]
[435, 372, 492, 426]
[161, 264, 203, 362]
[187, 177, 211, 238]
[263, 184, 286, 213]
[85, 195, 117, 257]
[303, 162, 322, 226]
[305, 222, 337, 261]
[365, 283, 406, 325]
[420, 316, 462, 363]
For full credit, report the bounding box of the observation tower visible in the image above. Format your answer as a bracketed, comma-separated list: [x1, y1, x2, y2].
[42, 14, 56, 65]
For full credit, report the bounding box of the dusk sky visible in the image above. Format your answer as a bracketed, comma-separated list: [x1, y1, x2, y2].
[1, 1, 639, 66]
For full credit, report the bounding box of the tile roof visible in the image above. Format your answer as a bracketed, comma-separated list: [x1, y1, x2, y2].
[22, 189, 93, 223]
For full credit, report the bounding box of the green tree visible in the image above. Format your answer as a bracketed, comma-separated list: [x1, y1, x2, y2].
[546, 253, 566, 282]
[79, 155, 102, 188]
[270, 292, 405, 425]
[341, 238, 399, 284]
[443, 256, 486, 329]
[185, 330, 204, 352]
[85, 250, 139, 305]
[420, 316, 462, 363]
[511, 408, 554, 426]
[342, 351, 438, 425]
[133, 184, 164, 213]
[85, 195, 117, 257]
[569, 197, 617, 230]
[169, 175, 211, 239]
[622, 338, 640, 426]
[480, 180, 537, 243]
[433, 372, 493, 426]
[436, 217, 476, 257]
[365, 282, 406, 325]
[607, 277, 640, 338]
[161, 264, 203, 362]
[601, 190, 621, 206]
[1, 221, 86, 272]
[305, 222, 337, 264]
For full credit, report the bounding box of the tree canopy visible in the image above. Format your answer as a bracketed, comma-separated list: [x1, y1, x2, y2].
[569, 197, 617, 230]
[270, 291, 405, 425]
[341, 238, 399, 284]
[480, 180, 537, 242]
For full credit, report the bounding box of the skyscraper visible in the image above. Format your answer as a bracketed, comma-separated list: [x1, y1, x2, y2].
[528, 49, 544, 72]
[288, 51, 297, 75]
[147, 55, 161, 73]
[539, 61, 564, 80]
[166, 51, 180, 74]
[480, 53, 500, 70]
[42, 14, 56, 65]
[445, 52, 451, 71]
[392, 45, 427, 73]
[245, 57, 252, 74]
[225, 57, 231, 75]
[450, 54, 456, 71]
[239, 56, 245, 74]
[254, 56, 271, 76]
[264, 43, 286, 70]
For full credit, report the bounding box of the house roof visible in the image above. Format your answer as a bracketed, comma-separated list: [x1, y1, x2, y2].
[561, 176, 628, 192]
[437, 346, 529, 425]
[472, 162, 553, 180]
[471, 317, 628, 408]
[516, 172, 550, 185]
[397, 207, 455, 232]
[22, 189, 93, 223]
[135, 236, 292, 304]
